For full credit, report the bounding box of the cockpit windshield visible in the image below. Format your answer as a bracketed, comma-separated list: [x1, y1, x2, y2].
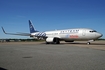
[89, 30, 97, 33]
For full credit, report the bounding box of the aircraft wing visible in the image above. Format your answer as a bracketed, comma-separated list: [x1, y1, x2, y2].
[1, 27, 31, 36]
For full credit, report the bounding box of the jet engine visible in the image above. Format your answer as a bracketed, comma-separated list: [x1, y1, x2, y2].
[46, 37, 60, 44]
[46, 38, 54, 42]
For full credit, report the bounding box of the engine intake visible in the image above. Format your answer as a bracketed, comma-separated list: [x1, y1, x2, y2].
[46, 38, 54, 42]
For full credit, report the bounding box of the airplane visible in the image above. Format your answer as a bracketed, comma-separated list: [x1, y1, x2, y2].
[1, 20, 103, 44]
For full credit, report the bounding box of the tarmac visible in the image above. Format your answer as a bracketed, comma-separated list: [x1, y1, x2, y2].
[0, 41, 105, 70]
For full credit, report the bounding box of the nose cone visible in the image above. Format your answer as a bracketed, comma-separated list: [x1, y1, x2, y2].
[100, 34, 103, 37]
[96, 33, 103, 38]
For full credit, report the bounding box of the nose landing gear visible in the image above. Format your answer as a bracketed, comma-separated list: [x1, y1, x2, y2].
[87, 42, 90, 45]
[87, 40, 94, 45]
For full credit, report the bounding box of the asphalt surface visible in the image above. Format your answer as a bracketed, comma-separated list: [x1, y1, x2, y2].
[0, 42, 105, 70]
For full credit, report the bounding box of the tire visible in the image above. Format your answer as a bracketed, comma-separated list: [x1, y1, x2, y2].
[46, 42, 50, 44]
[54, 38, 60, 44]
[87, 42, 90, 45]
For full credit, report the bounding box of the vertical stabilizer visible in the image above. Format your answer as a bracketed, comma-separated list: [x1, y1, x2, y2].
[29, 20, 38, 33]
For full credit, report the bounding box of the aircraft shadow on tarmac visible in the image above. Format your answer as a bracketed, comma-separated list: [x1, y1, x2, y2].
[41, 42, 105, 45]
[0, 67, 7, 70]
[65, 42, 105, 45]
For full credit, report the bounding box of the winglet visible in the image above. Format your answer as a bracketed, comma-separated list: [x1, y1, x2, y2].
[1, 27, 7, 34]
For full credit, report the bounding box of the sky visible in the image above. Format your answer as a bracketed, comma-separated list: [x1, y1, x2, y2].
[0, 0, 105, 39]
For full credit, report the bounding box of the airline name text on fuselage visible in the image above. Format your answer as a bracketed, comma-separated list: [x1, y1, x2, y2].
[60, 29, 79, 34]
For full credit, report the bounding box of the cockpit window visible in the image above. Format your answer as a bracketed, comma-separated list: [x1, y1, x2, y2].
[89, 30, 97, 33]
[93, 30, 97, 32]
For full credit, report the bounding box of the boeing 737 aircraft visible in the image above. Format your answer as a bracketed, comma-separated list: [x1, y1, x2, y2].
[2, 20, 103, 44]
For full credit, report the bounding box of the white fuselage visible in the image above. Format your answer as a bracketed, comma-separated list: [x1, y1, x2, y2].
[31, 28, 102, 41]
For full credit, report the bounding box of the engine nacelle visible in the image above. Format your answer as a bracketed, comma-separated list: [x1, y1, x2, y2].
[46, 38, 54, 42]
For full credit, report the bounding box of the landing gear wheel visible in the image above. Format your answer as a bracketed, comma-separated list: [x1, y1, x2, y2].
[46, 42, 50, 44]
[55, 41, 60, 44]
[54, 38, 60, 44]
[87, 42, 90, 45]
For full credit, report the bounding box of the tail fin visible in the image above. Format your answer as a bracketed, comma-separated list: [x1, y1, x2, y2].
[29, 20, 39, 33]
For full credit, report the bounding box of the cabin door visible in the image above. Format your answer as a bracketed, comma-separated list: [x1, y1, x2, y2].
[82, 30, 86, 36]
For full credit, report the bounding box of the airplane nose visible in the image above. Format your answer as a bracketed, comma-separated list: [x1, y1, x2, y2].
[100, 34, 103, 37]
[96, 33, 103, 38]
